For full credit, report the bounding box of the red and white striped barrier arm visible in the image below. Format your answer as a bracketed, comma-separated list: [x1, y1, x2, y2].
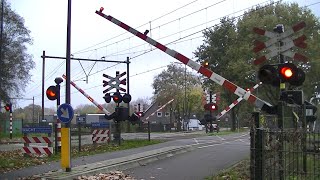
[144, 99, 174, 123]
[217, 82, 262, 119]
[62, 74, 111, 115]
[22, 136, 53, 144]
[22, 147, 53, 155]
[95, 10, 273, 112]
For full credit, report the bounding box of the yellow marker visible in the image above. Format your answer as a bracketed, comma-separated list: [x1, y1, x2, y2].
[280, 83, 285, 90]
[61, 127, 71, 170]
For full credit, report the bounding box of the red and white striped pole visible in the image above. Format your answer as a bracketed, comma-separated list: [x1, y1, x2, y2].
[62, 74, 111, 115]
[217, 82, 262, 119]
[95, 9, 273, 113]
[56, 116, 61, 151]
[9, 111, 13, 139]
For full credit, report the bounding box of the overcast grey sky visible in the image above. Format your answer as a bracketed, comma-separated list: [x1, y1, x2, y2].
[8, 0, 320, 111]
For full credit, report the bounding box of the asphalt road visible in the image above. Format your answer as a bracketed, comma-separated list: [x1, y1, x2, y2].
[124, 133, 250, 180]
[0, 131, 206, 152]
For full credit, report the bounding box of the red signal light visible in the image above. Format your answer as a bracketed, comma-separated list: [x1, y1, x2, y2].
[210, 104, 216, 110]
[112, 92, 122, 103]
[4, 104, 10, 111]
[46, 86, 57, 101]
[278, 63, 305, 86]
[204, 103, 218, 111]
[280, 66, 293, 78]
[113, 96, 119, 101]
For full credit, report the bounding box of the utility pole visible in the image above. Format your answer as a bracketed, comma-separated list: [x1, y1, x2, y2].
[0, 0, 4, 69]
[42, 51, 45, 122]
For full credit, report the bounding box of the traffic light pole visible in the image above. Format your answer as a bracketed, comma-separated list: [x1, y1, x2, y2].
[275, 24, 285, 180]
[55, 77, 63, 153]
[114, 71, 121, 146]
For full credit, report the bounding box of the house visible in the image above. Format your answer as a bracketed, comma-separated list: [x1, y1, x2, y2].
[140, 99, 175, 131]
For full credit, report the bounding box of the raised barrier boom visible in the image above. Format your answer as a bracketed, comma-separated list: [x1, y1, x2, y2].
[95, 9, 273, 113]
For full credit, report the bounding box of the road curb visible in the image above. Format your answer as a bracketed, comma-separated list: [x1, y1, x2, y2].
[35, 145, 192, 179]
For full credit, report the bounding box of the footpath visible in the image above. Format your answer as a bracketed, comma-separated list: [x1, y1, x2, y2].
[0, 135, 196, 180]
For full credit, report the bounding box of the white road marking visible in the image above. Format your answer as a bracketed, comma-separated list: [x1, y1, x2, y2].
[216, 135, 225, 141]
[197, 141, 231, 149]
[193, 138, 199, 144]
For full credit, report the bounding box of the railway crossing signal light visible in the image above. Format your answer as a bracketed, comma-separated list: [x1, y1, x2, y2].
[46, 86, 57, 100]
[257, 64, 279, 87]
[4, 103, 12, 112]
[104, 93, 131, 104]
[103, 93, 111, 103]
[122, 93, 132, 103]
[258, 63, 305, 87]
[278, 63, 305, 86]
[112, 92, 122, 103]
[204, 103, 218, 111]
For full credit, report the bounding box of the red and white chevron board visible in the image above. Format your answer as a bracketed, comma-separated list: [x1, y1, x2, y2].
[62, 74, 111, 115]
[92, 136, 110, 142]
[92, 129, 110, 142]
[22, 146, 53, 155]
[92, 129, 110, 135]
[95, 10, 272, 112]
[22, 136, 53, 144]
[217, 82, 262, 119]
[144, 99, 174, 123]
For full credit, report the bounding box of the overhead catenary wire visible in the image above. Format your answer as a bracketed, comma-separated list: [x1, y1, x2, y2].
[73, 0, 227, 56]
[49, 0, 278, 86]
[70, 0, 280, 83]
[79, 0, 273, 61]
[72, 0, 201, 55]
[20, 0, 319, 107]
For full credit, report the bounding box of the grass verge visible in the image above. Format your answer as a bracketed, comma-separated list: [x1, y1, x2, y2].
[208, 129, 248, 136]
[206, 158, 250, 180]
[0, 139, 163, 173]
